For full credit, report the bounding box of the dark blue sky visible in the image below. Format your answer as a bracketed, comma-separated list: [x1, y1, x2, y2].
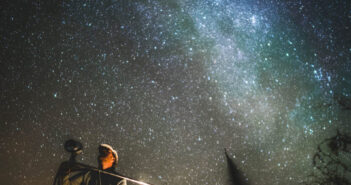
[1, 0, 351, 184]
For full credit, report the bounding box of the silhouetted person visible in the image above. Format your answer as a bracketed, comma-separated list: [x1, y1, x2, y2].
[53, 143, 127, 185]
[53, 140, 89, 185]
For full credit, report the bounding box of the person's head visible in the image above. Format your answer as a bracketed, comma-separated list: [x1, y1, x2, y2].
[98, 144, 118, 170]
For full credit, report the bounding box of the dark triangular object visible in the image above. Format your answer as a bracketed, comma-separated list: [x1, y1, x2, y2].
[225, 148, 249, 185]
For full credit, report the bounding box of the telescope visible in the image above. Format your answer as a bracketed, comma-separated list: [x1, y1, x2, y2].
[53, 139, 153, 185]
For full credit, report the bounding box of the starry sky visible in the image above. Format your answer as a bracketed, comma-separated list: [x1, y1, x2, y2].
[1, 0, 351, 185]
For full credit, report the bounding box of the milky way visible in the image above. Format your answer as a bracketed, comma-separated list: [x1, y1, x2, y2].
[1, 1, 351, 185]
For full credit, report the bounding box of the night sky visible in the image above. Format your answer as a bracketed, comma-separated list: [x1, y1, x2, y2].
[1, 0, 351, 185]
